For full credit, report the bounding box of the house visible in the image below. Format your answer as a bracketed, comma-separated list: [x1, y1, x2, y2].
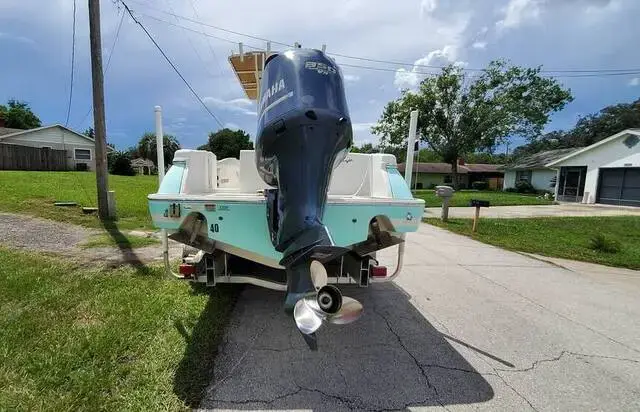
[501, 148, 581, 192]
[0, 124, 113, 171]
[397, 161, 504, 189]
[546, 129, 640, 206]
[131, 158, 155, 175]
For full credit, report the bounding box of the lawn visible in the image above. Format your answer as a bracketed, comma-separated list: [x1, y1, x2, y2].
[413, 189, 553, 207]
[0, 246, 237, 411]
[425, 216, 640, 269]
[0, 171, 158, 230]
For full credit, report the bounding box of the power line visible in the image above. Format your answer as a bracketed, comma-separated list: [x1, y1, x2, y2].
[187, 0, 225, 77]
[122, 0, 640, 75]
[65, 0, 77, 127]
[126, 0, 292, 47]
[327, 52, 640, 75]
[120, 0, 225, 128]
[133, 13, 640, 79]
[138, 11, 264, 48]
[164, 0, 217, 78]
[77, 9, 126, 129]
[338, 62, 640, 78]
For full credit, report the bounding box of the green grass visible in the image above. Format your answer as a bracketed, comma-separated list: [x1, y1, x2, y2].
[413, 189, 553, 207]
[0, 247, 238, 410]
[80, 233, 160, 249]
[424, 216, 640, 269]
[0, 171, 158, 230]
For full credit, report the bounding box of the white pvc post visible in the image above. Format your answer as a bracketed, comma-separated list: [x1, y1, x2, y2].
[154, 106, 165, 182]
[154, 105, 168, 261]
[404, 110, 419, 189]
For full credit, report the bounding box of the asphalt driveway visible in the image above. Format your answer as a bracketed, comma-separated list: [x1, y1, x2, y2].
[423, 203, 640, 219]
[200, 224, 640, 411]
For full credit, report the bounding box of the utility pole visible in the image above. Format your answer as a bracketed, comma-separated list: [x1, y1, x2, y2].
[88, 0, 110, 218]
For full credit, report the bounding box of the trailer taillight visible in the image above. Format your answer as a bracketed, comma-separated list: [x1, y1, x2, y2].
[179, 263, 196, 278]
[371, 265, 387, 278]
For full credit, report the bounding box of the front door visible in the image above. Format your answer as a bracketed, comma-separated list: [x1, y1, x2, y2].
[558, 166, 587, 202]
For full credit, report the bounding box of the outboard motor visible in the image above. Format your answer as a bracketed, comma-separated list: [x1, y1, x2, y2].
[255, 48, 360, 349]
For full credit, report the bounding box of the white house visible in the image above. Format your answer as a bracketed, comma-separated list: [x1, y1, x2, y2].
[502, 148, 581, 192]
[546, 129, 640, 206]
[0, 124, 113, 171]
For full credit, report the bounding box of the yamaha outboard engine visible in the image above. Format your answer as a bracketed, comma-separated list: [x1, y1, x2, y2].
[255, 48, 360, 349]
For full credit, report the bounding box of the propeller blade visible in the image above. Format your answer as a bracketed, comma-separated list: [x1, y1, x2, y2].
[293, 295, 324, 335]
[327, 296, 363, 325]
[310, 260, 328, 290]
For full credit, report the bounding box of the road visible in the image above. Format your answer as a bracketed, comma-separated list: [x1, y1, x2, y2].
[199, 224, 640, 411]
[423, 203, 640, 219]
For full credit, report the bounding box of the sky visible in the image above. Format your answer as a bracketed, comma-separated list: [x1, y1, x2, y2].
[1, 0, 639, 153]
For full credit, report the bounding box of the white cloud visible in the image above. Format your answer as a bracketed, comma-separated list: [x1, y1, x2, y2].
[352, 122, 375, 132]
[472, 41, 487, 49]
[419, 0, 437, 19]
[394, 45, 463, 90]
[343, 74, 361, 83]
[496, 0, 542, 31]
[0, 31, 35, 45]
[224, 122, 241, 130]
[202, 97, 257, 116]
[629, 77, 640, 86]
[351, 122, 379, 145]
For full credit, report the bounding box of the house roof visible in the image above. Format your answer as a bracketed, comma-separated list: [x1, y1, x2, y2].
[0, 124, 114, 151]
[397, 162, 503, 174]
[131, 158, 155, 167]
[0, 127, 24, 136]
[504, 148, 581, 170]
[545, 128, 640, 167]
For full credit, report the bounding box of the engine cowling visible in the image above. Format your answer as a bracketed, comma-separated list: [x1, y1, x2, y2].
[255, 48, 353, 256]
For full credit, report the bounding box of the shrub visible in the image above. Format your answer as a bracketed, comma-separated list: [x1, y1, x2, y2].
[108, 151, 136, 176]
[75, 163, 88, 171]
[415, 182, 423, 189]
[427, 183, 437, 189]
[505, 187, 517, 193]
[588, 234, 621, 254]
[471, 181, 488, 191]
[515, 180, 536, 194]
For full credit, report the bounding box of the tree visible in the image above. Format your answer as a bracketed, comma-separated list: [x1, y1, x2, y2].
[512, 97, 640, 157]
[84, 127, 95, 139]
[137, 132, 181, 169]
[107, 151, 136, 176]
[0, 99, 42, 129]
[198, 128, 253, 159]
[350, 143, 377, 153]
[372, 61, 573, 187]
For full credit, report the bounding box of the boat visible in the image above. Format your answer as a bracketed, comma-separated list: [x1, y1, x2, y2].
[148, 46, 424, 349]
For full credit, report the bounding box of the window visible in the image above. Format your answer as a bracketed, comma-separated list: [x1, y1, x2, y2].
[516, 170, 532, 182]
[74, 148, 91, 160]
[41, 146, 52, 150]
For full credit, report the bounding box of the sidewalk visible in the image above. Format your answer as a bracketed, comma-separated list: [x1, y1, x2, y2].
[424, 203, 640, 219]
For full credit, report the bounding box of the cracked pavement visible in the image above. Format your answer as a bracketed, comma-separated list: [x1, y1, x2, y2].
[198, 224, 640, 411]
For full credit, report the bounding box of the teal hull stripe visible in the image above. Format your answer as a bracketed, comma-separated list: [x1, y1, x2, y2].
[148, 200, 423, 262]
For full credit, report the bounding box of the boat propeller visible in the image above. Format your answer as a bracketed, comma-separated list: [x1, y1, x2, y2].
[293, 260, 364, 339]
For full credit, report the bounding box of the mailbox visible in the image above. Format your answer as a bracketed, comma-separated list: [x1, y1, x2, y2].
[469, 199, 490, 208]
[435, 185, 454, 198]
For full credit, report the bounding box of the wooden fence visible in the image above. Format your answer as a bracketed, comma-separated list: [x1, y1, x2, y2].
[0, 144, 67, 171]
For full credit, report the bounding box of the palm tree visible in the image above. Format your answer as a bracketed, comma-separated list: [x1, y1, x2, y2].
[137, 132, 181, 170]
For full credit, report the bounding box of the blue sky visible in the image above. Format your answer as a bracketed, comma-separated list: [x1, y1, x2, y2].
[1, 0, 639, 153]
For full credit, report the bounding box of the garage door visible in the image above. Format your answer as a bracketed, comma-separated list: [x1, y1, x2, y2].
[597, 168, 640, 207]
